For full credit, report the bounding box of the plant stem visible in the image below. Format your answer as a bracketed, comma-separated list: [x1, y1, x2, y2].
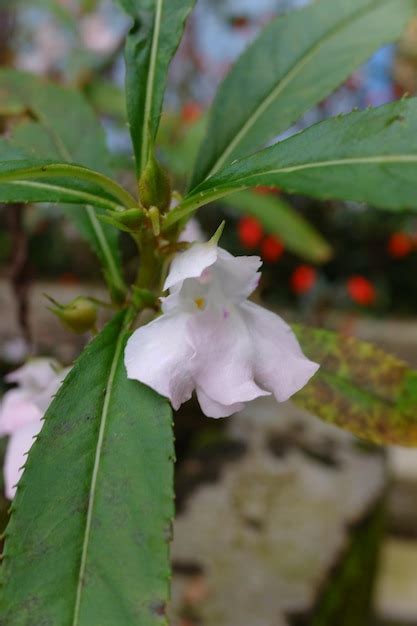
[85, 205, 127, 300]
[162, 186, 242, 231]
[134, 230, 163, 292]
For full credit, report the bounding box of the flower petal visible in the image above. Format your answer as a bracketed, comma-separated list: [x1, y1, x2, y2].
[189, 309, 269, 407]
[241, 301, 319, 402]
[178, 218, 205, 243]
[125, 313, 195, 410]
[164, 242, 218, 291]
[6, 358, 59, 389]
[0, 389, 42, 436]
[3, 420, 41, 500]
[34, 369, 69, 414]
[216, 248, 262, 300]
[196, 387, 245, 419]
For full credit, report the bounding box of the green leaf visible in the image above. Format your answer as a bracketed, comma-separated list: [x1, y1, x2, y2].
[167, 98, 417, 228]
[84, 79, 127, 120]
[0, 70, 128, 294]
[222, 190, 332, 263]
[116, 0, 195, 174]
[0, 70, 111, 172]
[0, 311, 174, 626]
[191, 0, 417, 188]
[0, 160, 136, 211]
[293, 325, 417, 446]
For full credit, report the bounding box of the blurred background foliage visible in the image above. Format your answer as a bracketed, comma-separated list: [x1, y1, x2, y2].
[1, 0, 417, 318]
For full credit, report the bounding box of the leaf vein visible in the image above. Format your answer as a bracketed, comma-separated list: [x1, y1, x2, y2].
[141, 0, 164, 169]
[71, 314, 131, 625]
[7, 180, 121, 211]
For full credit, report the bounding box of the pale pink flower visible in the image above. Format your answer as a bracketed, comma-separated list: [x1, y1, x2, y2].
[80, 15, 119, 54]
[125, 241, 319, 418]
[178, 218, 205, 243]
[0, 359, 69, 499]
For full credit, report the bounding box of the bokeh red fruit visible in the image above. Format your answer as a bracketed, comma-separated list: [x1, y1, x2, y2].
[347, 275, 376, 306]
[229, 15, 251, 29]
[290, 265, 317, 295]
[254, 185, 280, 195]
[261, 235, 284, 262]
[387, 232, 413, 258]
[237, 216, 263, 249]
[181, 102, 203, 124]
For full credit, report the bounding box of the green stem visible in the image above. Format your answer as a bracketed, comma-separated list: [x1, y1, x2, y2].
[162, 186, 242, 231]
[134, 231, 163, 292]
[86, 205, 127, 299]
[0, 163, 137, 209]
[86, 297, 116, 309]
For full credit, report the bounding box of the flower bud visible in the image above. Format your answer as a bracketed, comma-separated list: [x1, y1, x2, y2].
[47, 296, 98, 334]
[138, 151, 171, 212]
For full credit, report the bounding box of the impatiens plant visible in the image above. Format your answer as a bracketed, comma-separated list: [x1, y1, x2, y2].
[2, 0, 417, 623]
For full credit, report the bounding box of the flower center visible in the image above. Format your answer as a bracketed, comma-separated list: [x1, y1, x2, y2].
[194, 297, 206, 311]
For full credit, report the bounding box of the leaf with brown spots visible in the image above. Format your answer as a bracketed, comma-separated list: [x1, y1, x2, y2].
[293, 325, 417, 446]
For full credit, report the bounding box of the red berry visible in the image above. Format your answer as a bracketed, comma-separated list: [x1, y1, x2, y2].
[181, 102, 203, 124]
[347, 275, 376, 306]
[237, 216, 263, 249]
[254, 185, 280, 195]
[58, 272, 80, 286]
[290, 265, 317, 295]
[394, 83, 408, 99]
[230, 15, 251, 29]
[387, 232, 413, 258]
[261, 235, 284, 262]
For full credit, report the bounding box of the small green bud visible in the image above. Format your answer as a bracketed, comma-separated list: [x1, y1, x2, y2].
[148, 206, 161, 237]
[139, 152, 171, 212]
[47, 296, 98, 334]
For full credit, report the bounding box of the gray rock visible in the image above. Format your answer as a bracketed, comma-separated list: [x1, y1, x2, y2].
[171, 397, 386, 626]
[375, 538, 417, 624]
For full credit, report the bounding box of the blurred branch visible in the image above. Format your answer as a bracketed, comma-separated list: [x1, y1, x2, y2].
[0, 4, 15, 66]
[7, 204, 31, 342]
[0, 6, 31, 340]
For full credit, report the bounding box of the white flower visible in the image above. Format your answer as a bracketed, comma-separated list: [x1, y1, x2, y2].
[0, 359, 69, 499]
[125, 241, 319, 418]
[178, 218, 205, 243]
